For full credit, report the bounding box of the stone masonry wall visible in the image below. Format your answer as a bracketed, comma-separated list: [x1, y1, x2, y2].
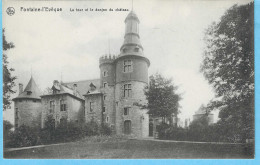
[41, 94, 84, 128]
[115, 81, 149, 138]
[85, 94, 103, 124]
[14, 99, 42, 128]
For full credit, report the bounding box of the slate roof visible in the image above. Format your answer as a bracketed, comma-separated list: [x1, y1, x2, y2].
[63, 79, 100, 96]
[13, 76, 42, 100]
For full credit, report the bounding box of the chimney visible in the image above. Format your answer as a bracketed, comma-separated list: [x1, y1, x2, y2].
[19, 83, 23, 94]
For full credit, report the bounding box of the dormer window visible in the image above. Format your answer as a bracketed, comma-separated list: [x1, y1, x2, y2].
[90, 83, 96, 91]
[27, 91, 32, 95]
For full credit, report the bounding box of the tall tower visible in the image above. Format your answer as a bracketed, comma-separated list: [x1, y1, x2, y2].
[99, 54, 117, 130]
[114, 11, 150, 137]
[12, 76, 42, 128]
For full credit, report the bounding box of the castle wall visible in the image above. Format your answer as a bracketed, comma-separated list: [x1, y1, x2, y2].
[115, 81, 149, 138]
[14, 99, 42, 128]
[85, 94, 103, 124]
[41, 94, 84, 128]
[115, 57, 148, 84]
[100, 85, 116, 129]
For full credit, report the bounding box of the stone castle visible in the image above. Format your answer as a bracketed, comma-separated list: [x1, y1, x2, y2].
[13, 10, 152, 138]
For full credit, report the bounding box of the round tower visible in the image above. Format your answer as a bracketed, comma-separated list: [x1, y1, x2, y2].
[115, 11, 150, 138]
[99, 54, 116, 129]
[12, 76, 42, 129]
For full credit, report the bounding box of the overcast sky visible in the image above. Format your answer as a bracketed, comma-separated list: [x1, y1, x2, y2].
[3, 0, 252, 124]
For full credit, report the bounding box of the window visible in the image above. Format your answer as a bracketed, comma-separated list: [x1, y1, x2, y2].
[123, 60, 132, 72]
[116, 102, 119, 106]
[103, 71, 108, 77]
[124, 107, 130, 115]
[15, 108, 18, 117]
[90, 102, 94, 112]
[123, 84, 132, 97]
[50, 101, 55, 113]
[103, 95, 106, 101]
[27, 91, 32, 95]
[123, 48, 127, 53]
[106, 116, 109, 123]
[103, 106, 106, 113]
[60, 118, 67, 125]
[60, 100, 67, 111]
[134, 47, 139, 52]
[103, 82, 107, 88]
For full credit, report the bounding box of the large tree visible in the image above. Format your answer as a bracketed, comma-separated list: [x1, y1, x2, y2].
[201, 2, 254, 141]
[3, 29, 16, 111]
[144, 73, 181, 124]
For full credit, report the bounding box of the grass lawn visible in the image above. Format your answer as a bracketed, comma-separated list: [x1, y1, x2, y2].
[4, 138, 254, 159]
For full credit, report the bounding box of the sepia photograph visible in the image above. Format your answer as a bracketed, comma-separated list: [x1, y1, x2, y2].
[2, 0, 255, 160]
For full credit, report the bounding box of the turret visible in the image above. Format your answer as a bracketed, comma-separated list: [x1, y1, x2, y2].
[12, 76, 42, 128]
[99, 54, 117, 86]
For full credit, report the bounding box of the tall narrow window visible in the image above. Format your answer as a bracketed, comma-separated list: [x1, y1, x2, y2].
[103, 71, 108, 77]
[124, 107, 130, 115]
[60, 100, 66, 111]
[123, 60, 132, 72]
[90, 102, 94, 112]
[50, 101, 55, 113]
[103, 95, 106, 101]
[103, 106, 106, 113]
[106, 116, 109, 123]
[123, 84, 132, 97]
[15, 108, 18, 119]
[103, 82, 107, 88]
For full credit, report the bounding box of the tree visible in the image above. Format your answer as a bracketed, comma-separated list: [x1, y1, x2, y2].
[144, 73, 181, 124]
[201, 2, 254, 142]
[3, 29, 16, 111]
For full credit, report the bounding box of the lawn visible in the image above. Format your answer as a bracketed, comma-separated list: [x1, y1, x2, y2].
[4, 138, 254, 159]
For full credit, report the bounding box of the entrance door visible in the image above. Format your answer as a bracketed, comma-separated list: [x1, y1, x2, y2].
[124, 120, 131, 134]
[149, 122, 153, 136]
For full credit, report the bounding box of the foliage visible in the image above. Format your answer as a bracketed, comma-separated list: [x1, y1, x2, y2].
[201, 2, 254, 142]
[158, 115, 246, 143]
[3, 29, 16, 111]
[3, 120, 13, 147]
[144, 73, 181, 123]
[6, 117, 113, 148]
[8, 125, 39, 147]
[100, 123, 112, 135]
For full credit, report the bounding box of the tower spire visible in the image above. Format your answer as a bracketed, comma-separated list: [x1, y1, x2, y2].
[120, 10, 143, 56]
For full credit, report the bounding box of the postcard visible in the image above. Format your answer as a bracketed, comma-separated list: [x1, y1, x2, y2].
[2, 0, 255, 160]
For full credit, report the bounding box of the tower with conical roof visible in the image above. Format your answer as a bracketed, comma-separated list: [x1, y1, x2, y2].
[13, 76, 42, 128]
[114, 10, 150, 137]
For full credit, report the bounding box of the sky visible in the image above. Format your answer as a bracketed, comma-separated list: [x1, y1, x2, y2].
[3, 0, 252, 124]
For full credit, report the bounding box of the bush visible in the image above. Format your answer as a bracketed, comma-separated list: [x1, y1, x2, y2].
[84, 121, 100, 136]
[3, 120, 13, 148]
[8, 125, 40, 147]
[100, 123, 112, 135]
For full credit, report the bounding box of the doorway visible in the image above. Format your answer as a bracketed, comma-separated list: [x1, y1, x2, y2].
[124, 120, 131, 134]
